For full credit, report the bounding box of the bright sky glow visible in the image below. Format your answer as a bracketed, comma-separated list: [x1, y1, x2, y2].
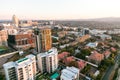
[0, 0, 120, 20]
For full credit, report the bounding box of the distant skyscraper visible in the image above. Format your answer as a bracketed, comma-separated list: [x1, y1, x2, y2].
[12, 15, 19, 27]
[3, 54, 37, 80]
[37, 47, 58, 73]
[82, 28, 90, 36]
[34, 28, 52, 53]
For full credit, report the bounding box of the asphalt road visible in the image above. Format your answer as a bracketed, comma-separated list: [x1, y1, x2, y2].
[102, 51, 120, 80]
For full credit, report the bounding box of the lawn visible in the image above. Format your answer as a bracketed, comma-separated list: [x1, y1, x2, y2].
[0, 46, 8, 50]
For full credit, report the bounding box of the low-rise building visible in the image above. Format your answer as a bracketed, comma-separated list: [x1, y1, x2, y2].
[103, 50, 111, 59]
[63, 56, 75, 65]
[77, 60, 87, 71]
[60, 66, 80, 80]
[86, 42, 98, 48]
[58, 52, 70, 61]
[96, 34, 112, 40]
[111, 47, 117, 52]
[88, 51, 104, 64]
[76, 35, 91, 43]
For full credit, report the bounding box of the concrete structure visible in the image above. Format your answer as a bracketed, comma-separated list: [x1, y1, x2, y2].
[12, 15, 19, 27]
[8, 33, 35, 50]
[34, 28, 52, 52]
[3, 54, 37, 80]
[41, 28, 52, 51]
[0, 30, 8, 46]
[34, 28, 42, 53]
[60, 66, 80, 80]
[37, 47, 58, 73]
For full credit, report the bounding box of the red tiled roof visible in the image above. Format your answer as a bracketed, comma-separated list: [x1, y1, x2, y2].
[89, 51, 104, 62]
[77, 60, 87, 70]
[111, 47, 116, 52]
[103, 50, 111, 57]
[63, 56, 75, 65]
[58, 52, 70, 60]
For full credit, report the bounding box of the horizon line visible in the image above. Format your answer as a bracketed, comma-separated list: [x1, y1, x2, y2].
[0, 16, 120, 21]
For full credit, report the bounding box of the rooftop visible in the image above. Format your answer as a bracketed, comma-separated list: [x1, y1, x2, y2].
[16, 57, 28, 63]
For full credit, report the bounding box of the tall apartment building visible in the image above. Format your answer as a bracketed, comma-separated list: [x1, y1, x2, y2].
[8, 33, 35, 50]
[3, 54, 37, 80]
[34, 28, 52, 53]
[41, 28, 52, 51]
[0, 30, 8, 46]
[37, 47, 58, 73]
[60, 66, 80, 80]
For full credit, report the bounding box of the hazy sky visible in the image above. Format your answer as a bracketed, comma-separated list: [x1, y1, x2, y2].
[0, 0, 120, 20]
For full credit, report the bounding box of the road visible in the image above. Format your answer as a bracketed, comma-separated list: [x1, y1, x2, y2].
[102, 51, 120, 80]
[0, 51, 19, 58]
[74, 57, 98, 67]
[0, 51, 19, 68]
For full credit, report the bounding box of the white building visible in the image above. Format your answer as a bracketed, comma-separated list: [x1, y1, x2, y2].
[12, 15, 19, 27]
[108, 29, 120, 34]
[37, 47, 58, 73]
[96, 34, 112, 40]
[60, 66, 80, 80]
[90, 29, 107, 35]
[3, 54, 37, 80]
[86, 42, 98, 48]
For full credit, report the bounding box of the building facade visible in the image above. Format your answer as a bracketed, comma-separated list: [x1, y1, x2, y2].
[8, 33, 35, 50]
[3, 54, 37, 80]
[37, 47, 58, 73]
[34, 28, 52, 53]
[41, 28, 52, 51]
[0, 30, 8, 46]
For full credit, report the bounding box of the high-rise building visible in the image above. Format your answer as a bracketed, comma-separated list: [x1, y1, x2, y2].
[41, 28, 52, 51]
[34, 28, 52, 53]
[12, 15, 19, 27]
[82, 28, 90, 36]
[60, 66, 80, 80]
[3, 54, 37, 80]
[37, 47, 58, 73]
[34, 28, 42, 53]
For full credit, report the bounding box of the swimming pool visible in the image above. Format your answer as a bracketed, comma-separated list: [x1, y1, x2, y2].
[50, 72, 59, 79]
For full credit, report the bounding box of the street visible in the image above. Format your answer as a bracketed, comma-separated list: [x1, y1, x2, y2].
[102, 51, 120, 80]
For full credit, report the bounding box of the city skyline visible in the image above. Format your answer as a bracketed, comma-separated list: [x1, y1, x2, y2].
[1, 0, 120, 20]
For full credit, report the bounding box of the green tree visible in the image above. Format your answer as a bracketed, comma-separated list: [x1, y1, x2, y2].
[68, 61, 78, 68]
